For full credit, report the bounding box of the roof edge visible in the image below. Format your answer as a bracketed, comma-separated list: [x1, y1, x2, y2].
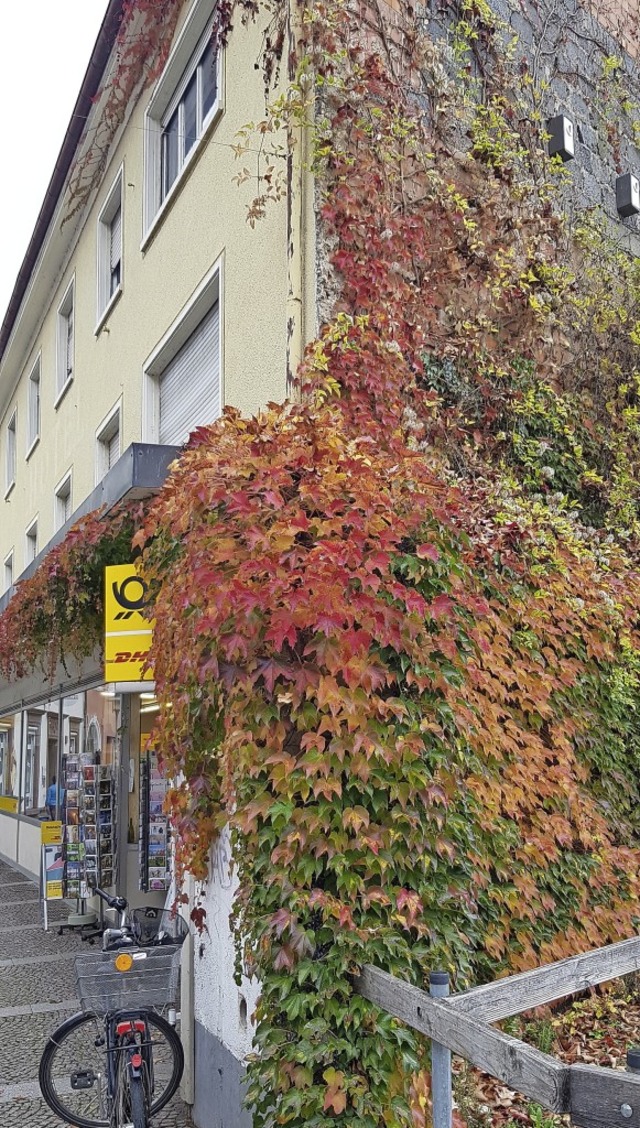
[0, 0, 125, 366]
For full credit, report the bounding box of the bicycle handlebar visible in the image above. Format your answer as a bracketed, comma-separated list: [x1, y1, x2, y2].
[88, 879, 128, 914]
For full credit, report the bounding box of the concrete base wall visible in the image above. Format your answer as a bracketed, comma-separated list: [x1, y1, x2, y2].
[0, 811, 42, 880]
[192, 1020, 252, 1128]
[0, 814, 18, 868]
[18, 817, 42, 877]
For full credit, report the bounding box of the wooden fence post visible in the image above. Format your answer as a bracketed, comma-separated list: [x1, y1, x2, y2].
[430, 971, 453, 1128]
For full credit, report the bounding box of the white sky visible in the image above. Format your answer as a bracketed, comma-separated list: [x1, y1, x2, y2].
[0, 2, 108, 322]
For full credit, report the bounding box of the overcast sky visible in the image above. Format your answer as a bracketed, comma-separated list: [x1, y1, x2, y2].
[0, 2, 107, 322]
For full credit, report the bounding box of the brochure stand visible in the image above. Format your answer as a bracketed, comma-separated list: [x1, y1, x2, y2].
[139, 749, 170, 892]
[57, 754, 119, 935]
[40, 821, 64, 932]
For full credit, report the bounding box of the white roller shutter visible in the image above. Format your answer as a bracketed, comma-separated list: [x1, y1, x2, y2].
[107, 428, 120, 469]
[110, 208, 122, 273]
[159, 302, 220, 445]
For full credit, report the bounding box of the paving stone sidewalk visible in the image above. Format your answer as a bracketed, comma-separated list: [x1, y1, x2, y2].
[0, 856, 193, 1127]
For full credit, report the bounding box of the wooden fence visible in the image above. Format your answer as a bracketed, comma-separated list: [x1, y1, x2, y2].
[354, 935, 640, 1128]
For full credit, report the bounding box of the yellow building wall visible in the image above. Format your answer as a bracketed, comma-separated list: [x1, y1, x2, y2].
[0, 0, 298, 576]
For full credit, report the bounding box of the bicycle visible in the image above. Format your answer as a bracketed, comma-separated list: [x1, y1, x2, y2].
[39, 882, 188, 1128]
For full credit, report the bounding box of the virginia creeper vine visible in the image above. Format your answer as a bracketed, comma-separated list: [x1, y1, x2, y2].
[134, 3, 640, 1126]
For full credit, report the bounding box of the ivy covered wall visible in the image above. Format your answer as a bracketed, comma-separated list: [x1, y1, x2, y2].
[402, 0, 640, 237]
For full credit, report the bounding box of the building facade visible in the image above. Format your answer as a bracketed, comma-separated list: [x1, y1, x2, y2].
[0, 0, 640, 1125]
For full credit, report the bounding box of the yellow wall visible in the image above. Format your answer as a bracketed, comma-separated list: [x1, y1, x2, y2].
[0, 0, 299, 577]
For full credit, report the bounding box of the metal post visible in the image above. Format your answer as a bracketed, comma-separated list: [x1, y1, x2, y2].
[16, 706, 26, 863]
[55, 695, 64, 820]
[430, 971, 453, 1128]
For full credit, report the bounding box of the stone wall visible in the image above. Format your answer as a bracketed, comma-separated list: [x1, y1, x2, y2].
[492, 0, 640, 238]
[361, 0, 640, 243]
[588, 0, 640, 62]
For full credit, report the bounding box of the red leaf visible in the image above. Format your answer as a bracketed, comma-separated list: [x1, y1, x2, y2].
[430, 593, 454, 620]
[416, 543, 440, 562]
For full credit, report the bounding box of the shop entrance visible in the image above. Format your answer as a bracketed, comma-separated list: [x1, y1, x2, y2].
[120, 691, 170, 911]
[0, 684, 173, 914]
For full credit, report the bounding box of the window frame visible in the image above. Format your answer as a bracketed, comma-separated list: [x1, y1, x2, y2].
[143, 256, 223, 444]
[96, 166, 124, 331]
[23, 714, 41, 811]
[143, 0, 222, 242]
[5, 410, 17, 498]
[25, 517, 38, 566]
[54, 471, 73, 533]
[55, 278, 75, 406]
[95, 400, 122, 484]
[3, 551, 13, 595]
[26, 354, 41, 458]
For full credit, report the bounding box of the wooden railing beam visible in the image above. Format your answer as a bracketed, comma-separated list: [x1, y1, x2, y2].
[448, 936, 640, 1023]
[570, 1063, 640, 1128]
[355, 963, 640, 1126]
[355, 965, 570, 1113]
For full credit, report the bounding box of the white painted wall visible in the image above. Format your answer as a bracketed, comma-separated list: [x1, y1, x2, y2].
[17, 817, 42, 876]
[0, 814, 18, 863]
[193, 828, 260, 1061]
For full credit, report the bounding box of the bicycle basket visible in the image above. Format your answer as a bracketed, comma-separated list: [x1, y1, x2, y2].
[74, 946, 182, 1015]
[132, 906, 189, 947]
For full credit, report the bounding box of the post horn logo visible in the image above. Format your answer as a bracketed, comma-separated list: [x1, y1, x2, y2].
[111, 575, 149, 621]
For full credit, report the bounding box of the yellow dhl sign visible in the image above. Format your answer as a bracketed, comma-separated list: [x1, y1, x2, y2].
[0, 795, 18, 813]
[104, 564, 154, 682]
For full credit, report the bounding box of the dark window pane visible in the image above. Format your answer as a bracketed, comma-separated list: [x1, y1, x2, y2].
[184, 74, 198, 155]
[66, 309, 74, 375]
[201, 41, 217, 119]
[110, 262, 121, 297]
[161, 109, 179, 200]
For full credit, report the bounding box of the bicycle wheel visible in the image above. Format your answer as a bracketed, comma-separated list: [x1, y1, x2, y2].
[128, 1072, 148, 1128]
[39, 1009, 184, 1128]
[39, 1011, 109, 1128]
[114, 1054, 148, 1128]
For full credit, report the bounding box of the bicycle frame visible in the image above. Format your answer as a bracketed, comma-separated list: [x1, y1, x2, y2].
[110, 1012, 152, 1102]
[71, 1008, 153, 1122]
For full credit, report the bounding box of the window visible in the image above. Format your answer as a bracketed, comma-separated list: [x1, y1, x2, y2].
[144, 266, 221, 445]
[24, 716, 40, 811]
[161, 38, 217, 202]
[97, 169, 123, 323]
[0, 719, 14, 797]
[144, 1, 220, 232]
[55, 473, 72, 531]
[96, 403, 121, 482]
[3, 552, 13, 594]
[5, 411, 16, 495]
[158, 304, 219, 444]
[25, 518, 38, 565]
[27, 357, 41, 453]
[56, 280, 75, 401]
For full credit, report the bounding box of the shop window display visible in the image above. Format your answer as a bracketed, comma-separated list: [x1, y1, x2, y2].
[138, 697, 171, 893]
[0, 715, 17, 799]
[0, 686, 173, 906]
[24, 716, 44, 814]
[62, 691, 119, 898]
[139, 747, 170, 892]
